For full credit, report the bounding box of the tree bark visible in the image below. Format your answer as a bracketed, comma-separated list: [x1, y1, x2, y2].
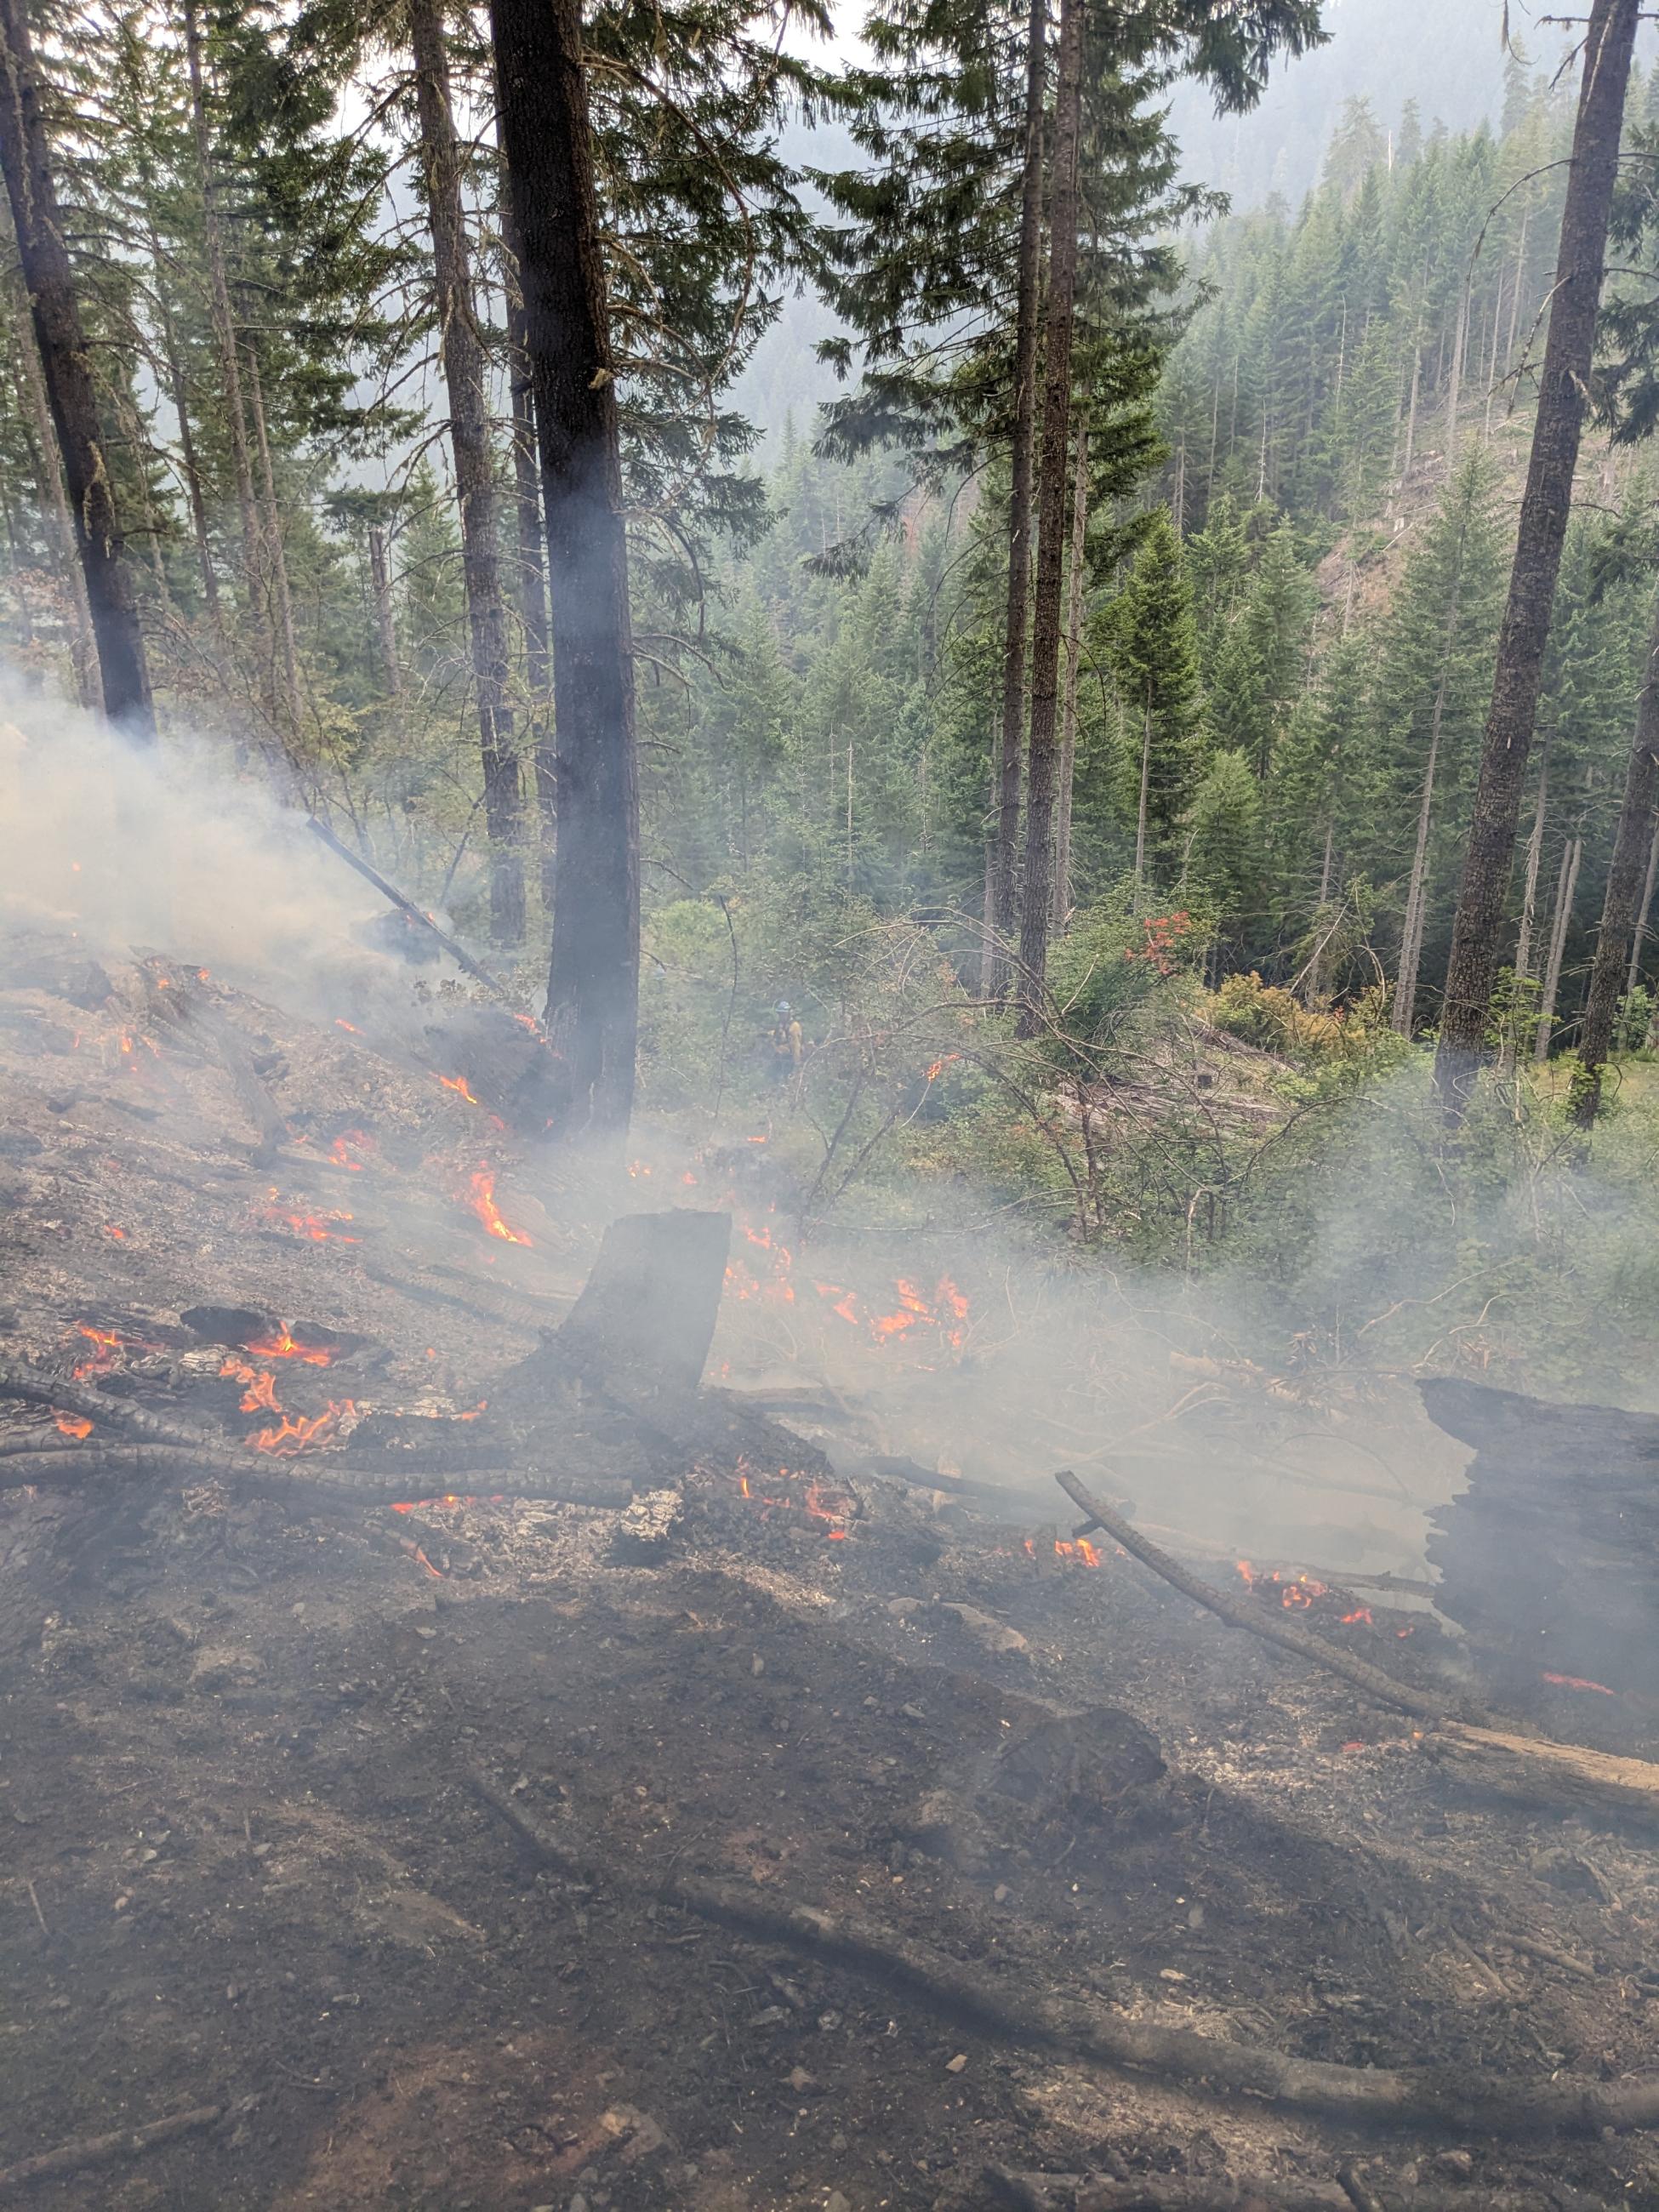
[368, 525, 399, 698]
[1052, 422, 1088, 931]
[0, 0, 154, 737]
[148, 231, 222, 641]
[181, 0, 271, 707]
[244, 342, 305, 743]
[1628, 807, 1659, 998]
[1015, 0, 1082, 1030]
[1534, 833, 1582, 1063]
[1394, 552, 1471, 1037]
[985, 0, 1046, 991]
[491, 0, 638, 1134]
[501, 191, 556, 915]
[1571, 581, 1659, 1122]
[0, 207, 93, 704]
[409, 0, 525, 946]
[1514, 748, 1549, 992]
[1434, 0, 1640, 1108]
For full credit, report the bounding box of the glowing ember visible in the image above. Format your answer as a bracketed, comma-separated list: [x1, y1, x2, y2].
[244, 1325, 336, 1366]
[70, 1322, 158, 1377]
[335, 1018, 361, 1034]
[812, 1272, 972, 1352]
[103, 1224, 126, 1240]
[329, 1132, 373, 1172]
[1542, 1671, 1616, 1696]
[467, 1168, 533, 1246]
[924, 1053, 961, 1081]
[1340, 1607, 1374, 1627]
[246, 1400, 356, 1455]
[54, 1412, 93, 1440]
[437, 1073, 480, 1104]
[730, 1461, 853, 1539]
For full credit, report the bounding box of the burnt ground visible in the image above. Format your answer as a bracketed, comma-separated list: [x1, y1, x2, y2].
[3, 948, 1659, 2212]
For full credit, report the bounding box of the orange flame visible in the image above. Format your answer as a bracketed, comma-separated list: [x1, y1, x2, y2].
[437, 1073, 480, 1105]
[335, 1018, 361, 1034]
[467, 1169, 533, 1246]
[329, 1131, 373, 1172]
[220, 1358, 282, 1414]
[1340, 1607, 1374, 1627]
[258, 1194, 360, 1243]
[246, 1400, 356, 1456]
[1542, 1671, 1616, 1696]
[102, 1223, 127, 1240]
[54, 1412, 93, 1440]
[245, 1325, 335, 1366]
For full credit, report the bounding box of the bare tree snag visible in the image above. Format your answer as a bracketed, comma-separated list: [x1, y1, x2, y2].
[409, 0, 526, 946]
[491, 0, 639, 1132]
[1434, 0, 1641, 1106]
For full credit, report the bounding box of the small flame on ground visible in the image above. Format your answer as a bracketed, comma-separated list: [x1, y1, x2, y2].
[329, 1131, 373, 1172]
[257, 1193, 360, 1243]
[219, 1357, 282, 1413]
[1024, 1536, 1102, 1567]
[437, 1073, 480, 1105]
[245, 1325, 335, 1366]
[246, 1400, 356, 1455]
[70, 1322, 158, 1377]
[1542, 1671, 1616, 1696]
[54, 1412, 93, 1440]
[335, 1018, 361, 1034]
[102, 1224, 126, 1240]
[467, 1168, 533, 1246]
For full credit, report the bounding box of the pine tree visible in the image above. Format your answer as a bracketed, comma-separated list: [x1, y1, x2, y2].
[1097, 510, 1202, 884]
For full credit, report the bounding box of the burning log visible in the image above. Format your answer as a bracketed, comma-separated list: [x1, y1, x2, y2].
[1422, 1377, 1659, 1702]
[468, 1767, 1659, 2137]
[306, 814, 510, 1000]
[1055, 1470, 1659, 1825]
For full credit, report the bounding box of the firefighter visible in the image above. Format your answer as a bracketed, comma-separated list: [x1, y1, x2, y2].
[768, 999, 803, 1083]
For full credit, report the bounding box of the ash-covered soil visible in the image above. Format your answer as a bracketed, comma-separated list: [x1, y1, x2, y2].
[3, 944, 1658, 2212]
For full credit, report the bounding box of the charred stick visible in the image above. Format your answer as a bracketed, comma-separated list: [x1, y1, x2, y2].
[0, 2104, 222, 2198]
[1054, 1469, 1454, 1723]
[0, 1442, 631, 1509]
[468, 1769, 1659, 2137]
[305, 817, 509, 999]
[0, 1362, 225, 1452]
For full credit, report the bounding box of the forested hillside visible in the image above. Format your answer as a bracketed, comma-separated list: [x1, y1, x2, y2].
[0, 0, 1656, 1372]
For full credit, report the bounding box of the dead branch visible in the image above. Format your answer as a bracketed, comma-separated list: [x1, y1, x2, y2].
[1053, 1470, 1454, 1722]
[467, 1770, 1659, 2137]
[305, 814, 510, 999]
[0, 1440, 630, 1509]
[1055, 1471, 1659, 1823]
[0, 2102, 222, 2198]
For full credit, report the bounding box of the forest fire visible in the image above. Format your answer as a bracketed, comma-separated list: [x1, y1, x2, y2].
[257, 1193, 361, 1243]
[810, 1272, 971, 1352]
[466, 1168, 533, 1246]
[733, 1462, 853, 1538]
[1025, 1535, 1102, 1566]
[69, 1322, 159, 1377]
[1542, 1671, 1616, 1696]
[244, 1325, 337, 1365]
[328, 1131, 373, 1172]
[437, 1073, 480, 1104]
[219, 1358, 282, 1414]
[53, 1412, 93, 1439]
[245, 1400, 356, 1455]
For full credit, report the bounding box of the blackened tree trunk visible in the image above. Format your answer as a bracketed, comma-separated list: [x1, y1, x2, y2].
[984, 0, 1046, 991]
[490, 0, 638, 1133]
[409, 0, 525, 945]
[1434, 0, 1640, 1109]
[1571, 581, 1659, 1124]
[0, 0, 153, 738]
[1, 208, 93, 705]
[501, 190, 556, 915]
[1015, 0, 1082, 1032]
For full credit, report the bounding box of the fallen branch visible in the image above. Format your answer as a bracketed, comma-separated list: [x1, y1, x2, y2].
[306, 816, 509, 999]
[466, 1769, 1659, 2136]
[1054, 1470, 1454, 1723]
[0, 1442, 631, 1509]
[1056, 1470, 1659, 1822]
[0, 2103, 221, 2198]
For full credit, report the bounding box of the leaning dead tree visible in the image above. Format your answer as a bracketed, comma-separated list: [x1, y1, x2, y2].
[1434, 0, 1640, 1109]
